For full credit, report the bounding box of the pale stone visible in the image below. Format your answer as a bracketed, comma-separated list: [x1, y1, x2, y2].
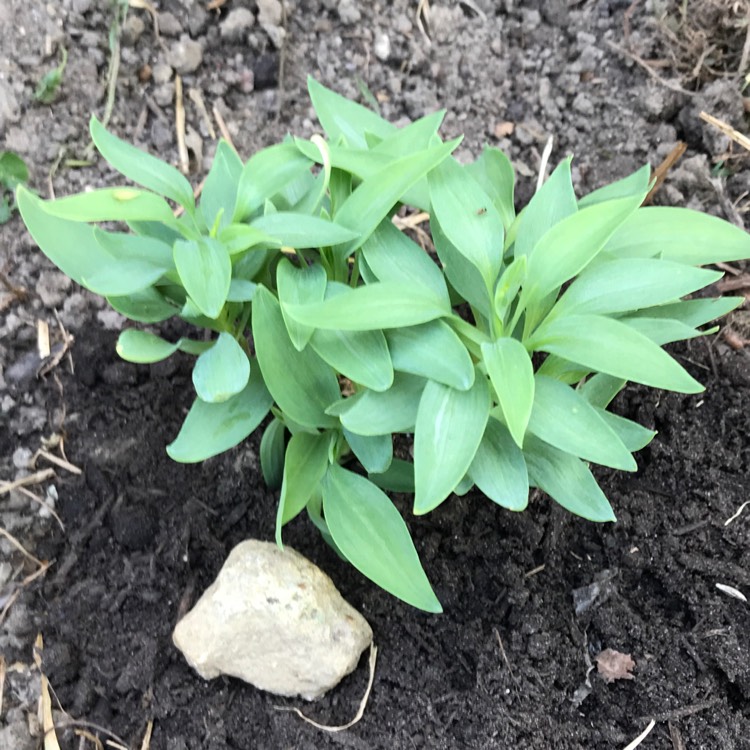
[173, 540, 372, 700]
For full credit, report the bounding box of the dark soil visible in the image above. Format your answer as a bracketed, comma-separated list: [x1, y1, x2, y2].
[2, 0, 750, 748]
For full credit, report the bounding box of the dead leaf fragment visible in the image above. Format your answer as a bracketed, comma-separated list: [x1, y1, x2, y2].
[595, 648, 635, 683]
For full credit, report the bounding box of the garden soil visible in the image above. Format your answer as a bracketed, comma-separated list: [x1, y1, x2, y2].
[2, 0, 749, 748]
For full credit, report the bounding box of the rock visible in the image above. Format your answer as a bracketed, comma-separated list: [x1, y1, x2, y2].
[220, 7, 255, 40]
[158, 11, 182, 37]
[337, 0, 361, 25]
[36, 269, 72, 307]
[168, 34, 203, 74]
[257, 0, 283, 26]
[0, 78, 20, 133]
[151, 62, 173, 84]
[374, 33, 391, 62]
[0, 721, 35, 750]
[173, 540, 373, 700]
[121, 15, 145, 46]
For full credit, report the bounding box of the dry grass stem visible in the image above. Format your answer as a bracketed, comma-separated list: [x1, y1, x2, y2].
[607, 40, 696, 96]
[274, 643, 378, 732]
[212, 106, 235, 150]
[644, 141, 687, 204]
[140, 719, 154, 750]
[416, 0, 432, 46]
[0, 526, 46, 567]
[536, 135, 554, 193]
[0, 468, 56, 497]
[31, 449, 82, 476]
[175, 76, 189, 174]
[0, 654, 6, 716]
[700, 111, 750, 153]
[623, 719, 656, 750]
[188, 88, 216, 139]
[37, 319, 51, 359]
[14, 485, 65, 531]
[725, 500, 750, 525]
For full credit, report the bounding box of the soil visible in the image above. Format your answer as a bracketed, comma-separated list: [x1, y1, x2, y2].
[1, 1, 749, 749]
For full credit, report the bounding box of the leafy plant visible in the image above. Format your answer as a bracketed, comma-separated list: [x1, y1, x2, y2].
[34, 47, 68, 104]
[17, 79, 750, 613]
[0, 150, 29, 224]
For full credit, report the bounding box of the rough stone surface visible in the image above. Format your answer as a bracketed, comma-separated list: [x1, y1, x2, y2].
[220, 7, 255, 40]
[167, 34, 203, 74]
[173, 540, 373, 700]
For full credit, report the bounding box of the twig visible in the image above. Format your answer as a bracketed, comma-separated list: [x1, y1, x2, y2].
[607, 40, 696, 96]
[638, 698, 718, 723]
[212, 106, 235, 150]
[0, 655, 5, 716]
[536, 136, 554, 193]
[175, 75, 190, 174]
[725, 500, 750, 526]
[13, 485, 65, 532]
[416, 0, 432, 46]
[0, 468, 56, 497]
[493, 628, 520, 691]
[740, 5, 750, 77]
[31, 449, 82, 476]
[0, 526, 46, 567]
[700, 111, 750, 153]
[644, 141, 687, 204]
[188, 88, 216, 139]
[623, 720, 656, 750]
[140, 719, 154, 750]
[274, 643, 377, 732]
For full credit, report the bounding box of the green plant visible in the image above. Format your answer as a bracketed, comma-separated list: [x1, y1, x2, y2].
[18, 79, 750, 612]
[34, 47, 68, 104]
[0, 150, 29, 224]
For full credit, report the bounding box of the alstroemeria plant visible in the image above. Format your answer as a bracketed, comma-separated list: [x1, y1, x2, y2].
[18, 79, 750, 612]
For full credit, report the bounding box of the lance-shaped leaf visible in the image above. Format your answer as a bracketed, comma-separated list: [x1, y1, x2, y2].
[481, 337, 534, 448]
[493, 255, 527, 328]
[233, 142, 313, 221]
[386, 321, 474, 391]
[116, 330, 180, 363]
[343, 429, 393, 474]
[514, 157, 577, 259]
[594, 409, 656, 452]
[90, 116, 195, 210]
[466, 146, 516, 231]
[552, 257, 722, 318]
[527, 375, 636, 471]
[173, 237, 231, 319]
[108, 287, 177, 322]
[413, 373, 490, 515]
[524, 434, 616, 522]
[252, 285, 340, 428]
[361, 219, 450, 304]
[307, 76, 395, 148]
[200, 140, 243, 231]
[625, 296, 743, 328]
[578, 164, 651, 208]
[251, 212, 359, 248]
[338, 373, 426, 435]
[333, 139, 458, 257]
[277, 259, 327, 351]
[192, 332, 250, 403]
[623, 317, 704, 346]
[605, 206, 750, 265]
[579, 373, 626, 408]
[369, 459, 415, 493]
[167, 361, 273, 462]
[322, 464, 442, 613]
[276, 432, 331, 544]
[429, 157, 504, 290]
[528, 314, 704, 394]
[260, 418, 286, 490]
[284, 281, 451, 331]
[41, 187, 176, 223]
[468, 418, 529, 511]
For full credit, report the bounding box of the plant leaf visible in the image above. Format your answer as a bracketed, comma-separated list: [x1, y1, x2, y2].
[469, 418, 529, 511]
[276, 431, 331, 543]
[413, 373, 490, 514]
[277, 258, 327, 351]
[42, 187, 176, 224]
[90, 116, 195, 210]
[200, 140, 243, 231]
[260, 418, 286, 490]
[524, 434, 616, 522]
[578, 164, 651, 208]
[173, 237, 231, 319]
[252, 285, 340, 429]
[594, 409, 656, 452]
[166, 361, 273, 462]
[251, 212, 359, 248]
[625, 296, 743, 328]
[192, 332, 250, 403]
[386, 320, 474, 391]
[528, 375, 636, 471]
[465, 146, 516, 231]
[323, 464, 442, 613]
[481, 337, 534, 448]
[116, 329, 180, 363]
[108, 287, 177, 322]
[369, 459, 415, 493]
[343, 429, 393, 474]
[528, 314, 704, 394]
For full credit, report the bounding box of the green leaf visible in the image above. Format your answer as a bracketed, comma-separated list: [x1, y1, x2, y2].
[360, 219, 450, 304]
[260, 418, 286, 490]
[625, 296, 743, 328]
[493, 255, 527, 329]
[372, 110, 446, 156]
[227, 279, 256, 302]
[338, 373, 426, 435]
[579, 373, 626, 408]
[524, 434, 616, 522]
[333, 139, 459, 258]
[527, 375, 636, 471]
[578, 164, 651, 208]
[251, 212, 359, 248]
[552, 258, 722, 317]
[429, 157, 504, 289]
[594, 409, 656, 452]
[605, 206, 750, 265]
[343, 429, 393, 474]
[284, 281, 451, 331]
[167, 361, 273, 462]
[43, 187, 176, 223]
[528, 314, 704, 393]
[34, 46, 67, 103]
[220, 224, 281, 254]
[90, 116, 195, 210]
[108, 287, 177, 322]
[466, 146, 516, 231]
[200, 140, 243, 231]
[323, 464, 442, 613]
[386, 320, 474, 390]
[233, 142, 313, 221]
[468, 418, 528, 511]
[621, 317, 705, 345]
[116, 329, 179, 363]
[276, 432, 331, 543]
[514, 157, 577, 259]
[173, 237, 231, 319]
[95, 227, 174, 269]
[0, 151, 29, 189]
[307, 77, 396, 149]
[369, 459, 415, 493]
[192, 332, 250, 403]
[252, 285, 340, 429]
[277, 259, 327, 351]
[481, 337, 534, 448]
[311, 325, 393, 391]
[413, 373, 490, 515]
